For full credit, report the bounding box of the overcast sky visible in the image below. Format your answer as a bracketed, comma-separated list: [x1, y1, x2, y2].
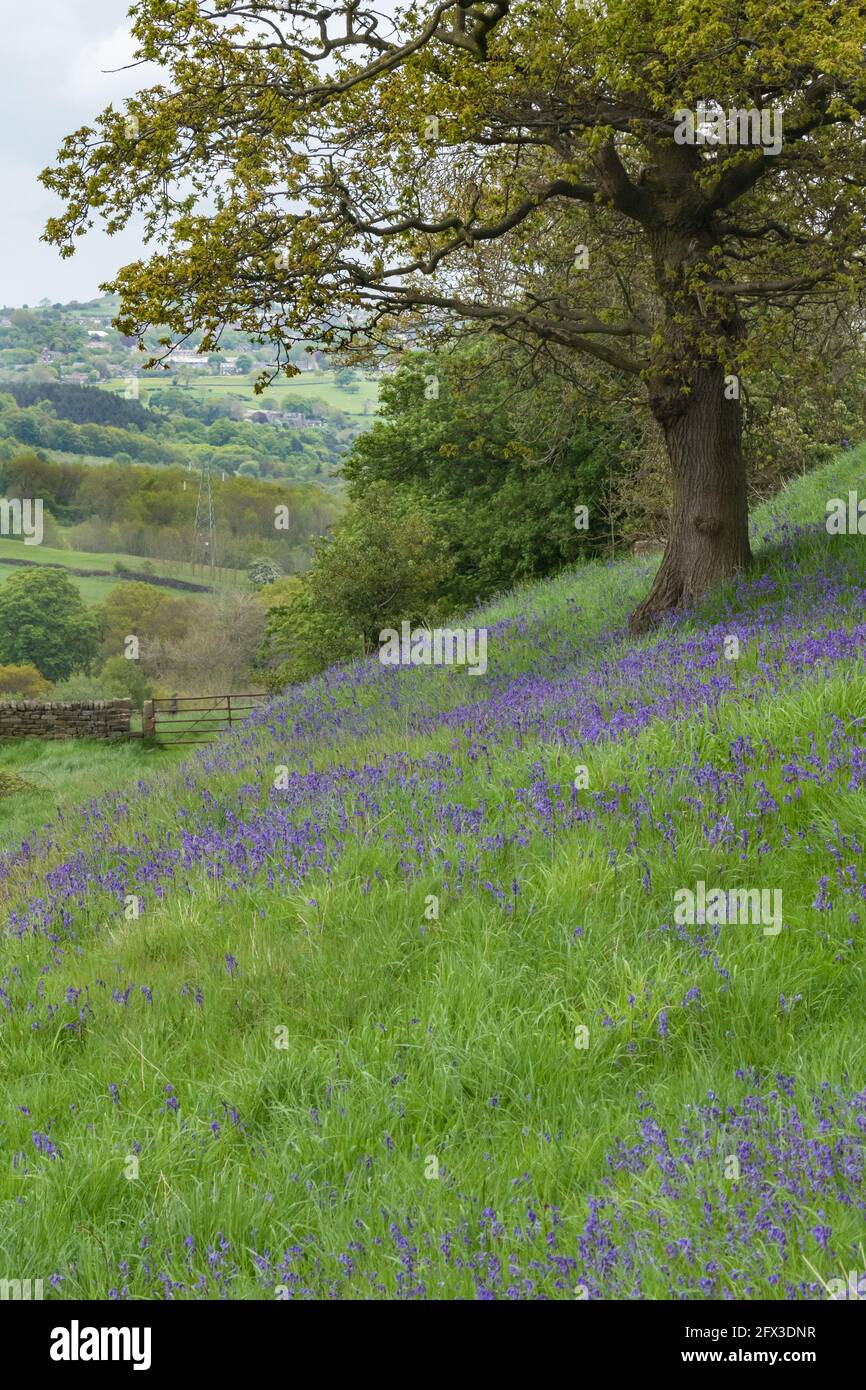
[0, 0, 148, 307]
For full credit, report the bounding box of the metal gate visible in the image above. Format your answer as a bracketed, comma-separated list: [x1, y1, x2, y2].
[142, 693, 269, 746]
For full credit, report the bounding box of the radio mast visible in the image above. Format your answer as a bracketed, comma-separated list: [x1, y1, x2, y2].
[192, 458, 217, 579]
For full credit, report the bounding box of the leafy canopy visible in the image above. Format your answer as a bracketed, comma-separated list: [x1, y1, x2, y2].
[0, 568, 98, 682]
[344, 340, 627, 605]
[41, 1, 866, 391]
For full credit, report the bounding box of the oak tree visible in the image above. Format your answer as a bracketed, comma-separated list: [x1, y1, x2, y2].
[42, 0, 866, 627]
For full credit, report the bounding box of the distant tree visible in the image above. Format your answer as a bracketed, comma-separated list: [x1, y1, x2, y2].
[143, 591, 267, 692]
[262, 482, 454, 683]
[93, 581, 193, 660]
[247, 557, 283, 590]
[0, 569, 98, 681]
[39, 509, 68, 549]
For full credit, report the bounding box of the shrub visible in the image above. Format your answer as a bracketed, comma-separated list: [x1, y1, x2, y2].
[98, 655, 154, 709]
[261, 483, 454, 684]
[247, 557, 284, 591]
[0, 771, 34, 798]
[0, 663, 52, 698]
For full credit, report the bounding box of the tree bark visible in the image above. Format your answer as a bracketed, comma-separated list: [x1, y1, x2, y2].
[628, 364, 751, 633]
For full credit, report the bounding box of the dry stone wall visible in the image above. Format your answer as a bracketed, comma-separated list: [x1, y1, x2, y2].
[0, 700, 133, 740]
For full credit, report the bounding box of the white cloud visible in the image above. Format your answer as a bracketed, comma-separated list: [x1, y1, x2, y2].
[67, 24, 141, 105]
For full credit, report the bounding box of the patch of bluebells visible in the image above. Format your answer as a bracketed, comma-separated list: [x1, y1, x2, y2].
[577, 1076, 866, 1299]
[3, 544, 866, 957]
[45, 1075, 866, 1300]
[32, 1130, 62, 1161]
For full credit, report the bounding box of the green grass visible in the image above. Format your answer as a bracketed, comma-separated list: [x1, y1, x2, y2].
[104, 369, 382, 416]
[0, 738, 184, 848]
[0, 447, 865, 1300]
[0, 567, 119, 605]
[0, 537, 244, 605]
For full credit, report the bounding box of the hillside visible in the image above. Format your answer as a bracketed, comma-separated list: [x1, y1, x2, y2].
[0, 298, 381, 483]
[1, 447, 865, 1300]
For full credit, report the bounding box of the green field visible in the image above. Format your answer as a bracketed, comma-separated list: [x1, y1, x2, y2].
[0, 738, 184, 849]
[0, 537, 244, 605]
[105, 369, 382, 417]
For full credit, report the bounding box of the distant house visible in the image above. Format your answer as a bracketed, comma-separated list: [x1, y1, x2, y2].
[243, 407, 324, 428]
[87, 329, 109, 340]
[170, 348, 209, 368]
[282, 411, 324, 427]
[243, 408, 281, 424]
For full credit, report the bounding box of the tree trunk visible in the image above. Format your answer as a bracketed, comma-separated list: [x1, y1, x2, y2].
[628, 364, 751, 633]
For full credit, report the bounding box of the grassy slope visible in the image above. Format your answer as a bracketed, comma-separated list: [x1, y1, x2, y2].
[0, 449, 865, 1300]
[0, 538, 244, 605]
